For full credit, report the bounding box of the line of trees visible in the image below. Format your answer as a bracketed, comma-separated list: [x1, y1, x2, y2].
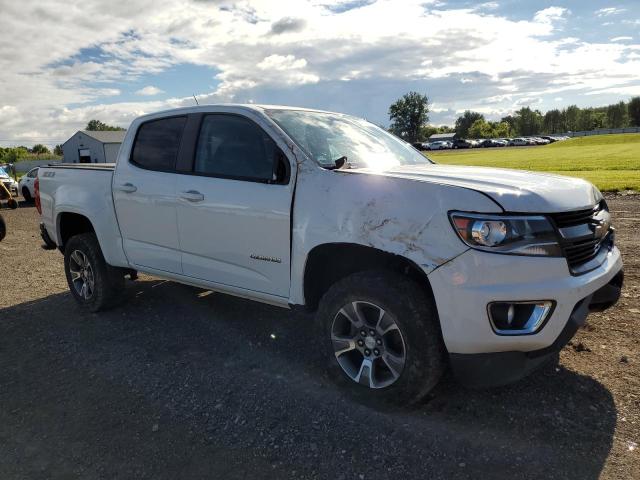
[457, 97, 640, 139]
[388, 92, 640, 143]
[1, 119, 124, 164]
[0, 144, 63, 164]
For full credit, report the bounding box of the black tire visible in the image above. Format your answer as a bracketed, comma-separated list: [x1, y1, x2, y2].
[0, 214, 6, 242]
[317, 270, 445, 406]
[22, 187, 32, 203]
[7, 198, 18, 209]
[64, 233, 125, 312]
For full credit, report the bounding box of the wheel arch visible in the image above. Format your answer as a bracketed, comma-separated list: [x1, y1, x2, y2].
[56, 211, 96, 252]
[302, 242, 436, 312]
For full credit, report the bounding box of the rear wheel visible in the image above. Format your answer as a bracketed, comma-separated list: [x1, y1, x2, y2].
[22, 187, 32, 202]
[317, 270, 445, 406]
[64, 233, 125, 312]
[0, 214, 5, 241]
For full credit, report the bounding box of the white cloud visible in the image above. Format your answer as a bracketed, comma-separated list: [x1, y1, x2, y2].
[257, 54, 308, 70]
[1, 0, 639, 145]
[474, 2, 499, 11]
[596, 7, 626, 17]
[533, 6, 570, 26]
[135, 85, 164, 96]
[585, 85, 640, 96]
[610, 36, 632, 42]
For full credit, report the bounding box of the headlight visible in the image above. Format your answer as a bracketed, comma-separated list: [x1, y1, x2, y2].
[449, 212, 562, 256]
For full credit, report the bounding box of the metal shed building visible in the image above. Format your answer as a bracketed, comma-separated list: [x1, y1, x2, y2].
[428, 132, 457, 142]
[62, 130, 126, 163]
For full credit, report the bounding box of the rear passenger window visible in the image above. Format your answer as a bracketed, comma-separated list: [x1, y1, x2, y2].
[194, 115, 278, 182]
[131, 117, 186, 171]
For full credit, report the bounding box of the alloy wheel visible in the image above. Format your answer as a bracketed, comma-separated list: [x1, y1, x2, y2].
[69, 250, 95, 300]
[331, 301, 406, 389]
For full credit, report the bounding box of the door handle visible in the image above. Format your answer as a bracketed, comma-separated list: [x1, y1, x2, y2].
[180, 190, 204, 202]
[116, 183, 137, 193]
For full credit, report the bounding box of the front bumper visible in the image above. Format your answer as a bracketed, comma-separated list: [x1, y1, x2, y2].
[427, 244, 623, 387]
[449, 270, 623, 387]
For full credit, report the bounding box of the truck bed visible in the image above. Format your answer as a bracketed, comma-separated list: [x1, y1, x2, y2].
[38, 162, 129, 267]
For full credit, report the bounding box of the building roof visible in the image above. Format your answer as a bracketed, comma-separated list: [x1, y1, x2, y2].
[78, 130, 127, 144]
[429, 132, 457, 141]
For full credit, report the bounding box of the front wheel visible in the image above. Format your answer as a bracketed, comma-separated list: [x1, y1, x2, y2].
[64, 233, 125, 312]
[22, 187, 32, 202]
[317, 270, 445, 406]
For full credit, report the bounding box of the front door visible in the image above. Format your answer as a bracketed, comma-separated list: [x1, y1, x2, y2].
[175, 113, 293, 298]
[112, 116, 187, 273]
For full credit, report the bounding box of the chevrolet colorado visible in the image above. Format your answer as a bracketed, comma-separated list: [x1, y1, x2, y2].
[37, 105, 623, 404]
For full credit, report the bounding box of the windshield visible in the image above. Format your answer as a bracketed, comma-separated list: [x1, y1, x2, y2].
[0, 167, 8, 178]
[266, 109, 432, 170]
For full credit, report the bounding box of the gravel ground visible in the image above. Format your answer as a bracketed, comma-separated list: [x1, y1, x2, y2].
[0, 195, 638, 480]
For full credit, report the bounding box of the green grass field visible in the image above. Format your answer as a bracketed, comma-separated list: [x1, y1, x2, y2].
[427, 133, 640, 192]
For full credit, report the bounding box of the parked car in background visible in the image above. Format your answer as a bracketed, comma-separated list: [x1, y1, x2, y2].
[531, 137, 549, 145]
[508, 138, 529, 146]
[0, 166, 18, 196]
[479, 139, 504, 148]
[540, 136, 557, 143]
[18, 167, 39, 202]
[452, 139, 473, 149]
[428, 141, 449, 150]
[37, 104, 623, 405]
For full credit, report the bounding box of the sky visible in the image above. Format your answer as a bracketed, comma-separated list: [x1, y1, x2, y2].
[1, 0, 639, 147]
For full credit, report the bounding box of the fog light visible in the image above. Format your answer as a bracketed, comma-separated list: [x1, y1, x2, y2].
[488, 301, 554, 335]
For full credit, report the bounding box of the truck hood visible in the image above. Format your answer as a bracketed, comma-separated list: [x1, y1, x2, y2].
[353, 164, 601, 213]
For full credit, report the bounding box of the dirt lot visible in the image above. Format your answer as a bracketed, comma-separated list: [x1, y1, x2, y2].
[0, 196, 638, 480]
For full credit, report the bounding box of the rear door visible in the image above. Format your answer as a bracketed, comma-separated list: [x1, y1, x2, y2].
[112, 116, 187, 273]
[175, 113, 294, 297]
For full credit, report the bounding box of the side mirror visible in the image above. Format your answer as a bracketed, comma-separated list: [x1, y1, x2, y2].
[272, 151, 290, 184]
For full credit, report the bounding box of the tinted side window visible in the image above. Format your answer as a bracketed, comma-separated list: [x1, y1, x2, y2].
[194, 115, 278, 181]
[28, 169, 38, 178]
[131, 117, 186, 171]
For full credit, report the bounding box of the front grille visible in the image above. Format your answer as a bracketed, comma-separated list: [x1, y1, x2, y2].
[549, 200, 612, 274]
[563, 238, 603, 268]
[551, 205, 598, 228]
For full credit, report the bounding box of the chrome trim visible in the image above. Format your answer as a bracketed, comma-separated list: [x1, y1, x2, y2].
[487, 301, 554, 336]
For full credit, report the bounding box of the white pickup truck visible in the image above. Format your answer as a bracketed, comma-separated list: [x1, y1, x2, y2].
[37, 105, 623, 404]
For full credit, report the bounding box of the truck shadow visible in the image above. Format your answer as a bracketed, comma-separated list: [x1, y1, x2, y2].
[0, 278, 616, 479]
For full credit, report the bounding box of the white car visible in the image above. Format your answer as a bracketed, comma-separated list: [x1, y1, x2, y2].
[37, 104, 623, 404]
[508, 137, 529, 146]
[18, 167, 39, 202]
[427, 141, 449, 150]
[0, 166, 18, 196]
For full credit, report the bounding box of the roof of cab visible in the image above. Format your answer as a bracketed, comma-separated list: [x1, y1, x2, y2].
[132, 103, 344, 122]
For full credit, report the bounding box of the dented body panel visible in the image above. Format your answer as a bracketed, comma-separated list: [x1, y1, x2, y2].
[287, 162, 500, 304]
